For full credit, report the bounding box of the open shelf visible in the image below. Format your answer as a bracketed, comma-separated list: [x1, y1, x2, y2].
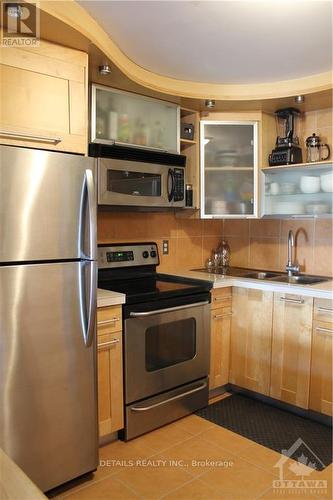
[206, 166, 253, 171]
[180, 138, 197, 145]
[262, 160, 332, 172]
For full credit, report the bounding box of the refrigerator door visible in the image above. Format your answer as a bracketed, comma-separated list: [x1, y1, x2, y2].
[0, 145, 96, 263]
[0, 261, 98, 492]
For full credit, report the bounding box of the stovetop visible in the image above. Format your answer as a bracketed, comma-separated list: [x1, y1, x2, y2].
[98, 274, 211, 304]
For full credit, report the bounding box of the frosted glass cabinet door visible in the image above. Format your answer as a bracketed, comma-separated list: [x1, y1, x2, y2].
[200, 121, 258, 218]
[91, 85, 180, 153]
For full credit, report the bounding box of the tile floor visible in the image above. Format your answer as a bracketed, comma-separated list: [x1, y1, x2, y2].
[53, 407, 332, 500]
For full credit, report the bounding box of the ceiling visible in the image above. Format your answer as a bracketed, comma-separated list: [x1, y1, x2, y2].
[78, 0, 332, 85]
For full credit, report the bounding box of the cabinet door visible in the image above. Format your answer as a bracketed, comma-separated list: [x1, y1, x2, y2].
[270, 293, 313, 409]
[200, 121, 258, 218]
[209, 303, 232, 390]
[309, 312, 333, 416]
[229, 288, 273, 395]
[0, 41, 87, 154]
[97, 306, 124, 437]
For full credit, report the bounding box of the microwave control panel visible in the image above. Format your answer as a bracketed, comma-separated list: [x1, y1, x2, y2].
[173, 168, 185, 202]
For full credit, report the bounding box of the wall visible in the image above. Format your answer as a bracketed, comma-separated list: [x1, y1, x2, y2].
[98, 212, 332, 277]
[98, 107, 332, 277]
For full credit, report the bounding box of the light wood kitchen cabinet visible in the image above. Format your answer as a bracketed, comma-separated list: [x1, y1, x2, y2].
[0, 40, 88, 154]
[270, 293, 313, 409]
[229, 287, 273, 395]
[309, 299, 333, 416]
[97, 305, 124, 437]
[209, 288, 232, 390]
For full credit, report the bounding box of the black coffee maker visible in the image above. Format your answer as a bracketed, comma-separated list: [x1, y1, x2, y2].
[269, 108, 303, 166]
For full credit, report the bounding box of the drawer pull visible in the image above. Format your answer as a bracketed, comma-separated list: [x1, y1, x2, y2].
[316, 327, 333, 336]
[97, 318, 120, 326]
[214, 295, 232, 301]
[317, 307, 333, 314]
[0, 130, 62, 144]
[98, 339, 120, 349]
[280, 297, 304, 305]
[213, 313, 232, 320]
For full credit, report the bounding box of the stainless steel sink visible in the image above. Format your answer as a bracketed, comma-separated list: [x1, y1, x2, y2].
[243, 271, 282, 280]
[272, 275, 330, 285]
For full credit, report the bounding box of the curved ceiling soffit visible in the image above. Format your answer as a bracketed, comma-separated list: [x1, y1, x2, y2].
[37, 0, 333, 101]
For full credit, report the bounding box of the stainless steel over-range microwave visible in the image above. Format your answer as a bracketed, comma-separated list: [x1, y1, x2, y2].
[91, 144, 187, 208]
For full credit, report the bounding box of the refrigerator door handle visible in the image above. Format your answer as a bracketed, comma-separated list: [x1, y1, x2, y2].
[84, 169, 97, 261]
[80, 261, 97, 347]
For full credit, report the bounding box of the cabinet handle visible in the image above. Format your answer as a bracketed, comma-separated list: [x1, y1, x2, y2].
[0, 130, 62, 144]
[97, 318, 120, 326]
[316, 327, 333, 336]
[317, 307, 333, 314]
[280, 297, 304, 304]
[98, 339, 120, 349]
[213, 313, 232, 320]
[214, 296, 232, 302]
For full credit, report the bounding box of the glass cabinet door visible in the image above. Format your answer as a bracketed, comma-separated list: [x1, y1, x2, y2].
[200, 121, 258, 218]
[91, 84, 180, 153]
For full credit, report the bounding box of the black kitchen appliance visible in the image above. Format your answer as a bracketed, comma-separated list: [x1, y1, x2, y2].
[98, 242, 212, 440]
[269, 108, 303, 166]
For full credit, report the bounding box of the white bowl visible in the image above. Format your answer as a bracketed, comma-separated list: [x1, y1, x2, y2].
[275, 201, 304, 215]
[306, 203, 330, 215]
[280, 182, 296, 195]
[300, 176, 320, 194]
[321, 172, 333, 193]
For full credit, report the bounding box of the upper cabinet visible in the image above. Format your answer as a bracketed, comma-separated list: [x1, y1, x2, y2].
[261, 161, 333, 218]
[0, 41, 88, 154]
[91, 84, 180, 154]
[201, 120, 258, 218]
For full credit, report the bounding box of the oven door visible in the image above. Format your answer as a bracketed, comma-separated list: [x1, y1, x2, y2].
[124, 296, 210, 403]
[98, 158, 184, 207]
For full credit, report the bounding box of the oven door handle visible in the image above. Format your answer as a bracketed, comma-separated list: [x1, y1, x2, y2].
[129, 300, 209, 317]
[130, 381, 208, 412]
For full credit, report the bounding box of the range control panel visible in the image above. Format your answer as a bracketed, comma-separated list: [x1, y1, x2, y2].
[98, 243, 159, 269]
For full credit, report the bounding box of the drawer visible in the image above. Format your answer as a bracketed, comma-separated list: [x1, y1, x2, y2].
[97, 305, 122, 335]
[314, 299, 333, 324]
[97, 330, 122, 350]
[211, 305, 232, 321]
[211, 287, 232, 310]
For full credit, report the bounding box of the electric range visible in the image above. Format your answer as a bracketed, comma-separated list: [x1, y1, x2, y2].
[97, 242, 212, 440]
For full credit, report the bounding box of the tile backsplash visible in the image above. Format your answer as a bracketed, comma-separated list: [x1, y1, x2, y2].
[98, 212, 332, 277]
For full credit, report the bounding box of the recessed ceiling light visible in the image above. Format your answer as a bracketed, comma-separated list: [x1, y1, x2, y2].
[205, 99, 215, 109]
[295, 95, 305, 104]
[99, 65, 112, 76]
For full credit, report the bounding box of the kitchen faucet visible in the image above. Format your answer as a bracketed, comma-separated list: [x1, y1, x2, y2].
[286, 230, 300, 277]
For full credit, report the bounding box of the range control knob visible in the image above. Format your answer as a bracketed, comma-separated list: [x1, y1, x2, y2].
[142, 251, 149, 259]
[150, 250, 157, 258]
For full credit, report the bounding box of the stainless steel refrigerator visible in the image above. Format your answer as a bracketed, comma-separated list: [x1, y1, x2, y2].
[0, 145, 98, 492]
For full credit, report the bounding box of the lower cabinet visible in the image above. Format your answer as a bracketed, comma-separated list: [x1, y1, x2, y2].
[229, 288, 273, 395]
[270, 293, 313, 409]
[97, 305, 124, 438]
[309, 299, 333, 416]
[209, 288, 232, 390]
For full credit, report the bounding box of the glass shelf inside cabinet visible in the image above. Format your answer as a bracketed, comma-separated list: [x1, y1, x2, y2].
[262, 163, 333, 217]
[202, 122, 256, 216]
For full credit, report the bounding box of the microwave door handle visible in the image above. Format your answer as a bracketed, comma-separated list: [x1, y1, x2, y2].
[167, 168, 175, 202]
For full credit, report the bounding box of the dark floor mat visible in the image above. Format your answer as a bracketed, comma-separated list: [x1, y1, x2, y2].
[196, 394, 332, 470]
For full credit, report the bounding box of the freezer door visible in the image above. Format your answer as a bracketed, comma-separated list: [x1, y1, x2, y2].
[0, 261, 98, 492]
[0, 145, 96, 262]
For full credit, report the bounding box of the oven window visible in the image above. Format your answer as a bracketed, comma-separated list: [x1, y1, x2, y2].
[107, 170, 161, 197]
[145, 318, 196, 372]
